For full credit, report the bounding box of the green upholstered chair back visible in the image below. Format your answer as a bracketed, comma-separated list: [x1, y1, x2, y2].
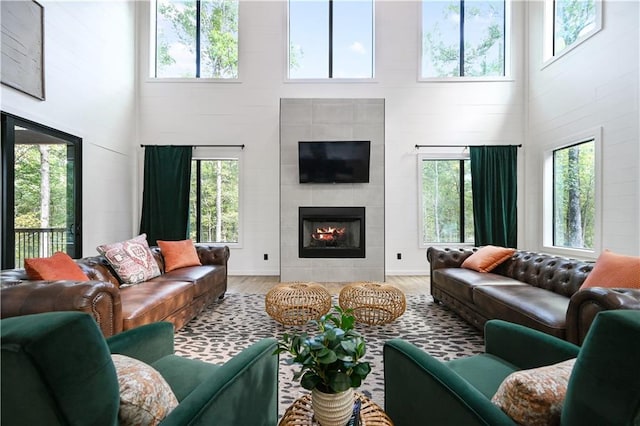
[1, 312, 120, 426]
[562, 310, 640, 426]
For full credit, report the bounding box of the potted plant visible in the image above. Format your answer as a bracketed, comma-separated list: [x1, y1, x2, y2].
[275, 306, 371, 426]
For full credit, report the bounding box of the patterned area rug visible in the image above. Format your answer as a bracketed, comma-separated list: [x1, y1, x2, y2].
[174, 293, 484, 416]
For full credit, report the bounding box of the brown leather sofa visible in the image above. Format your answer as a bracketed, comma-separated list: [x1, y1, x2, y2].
[0, 245, 230, 337]
[427, 246, 640, 345]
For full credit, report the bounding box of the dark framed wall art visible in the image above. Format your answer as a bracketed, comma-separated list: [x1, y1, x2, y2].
[1, 0, 45, 100]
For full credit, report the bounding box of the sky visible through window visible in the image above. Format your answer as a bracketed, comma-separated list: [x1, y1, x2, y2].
[422, 0, 505, 78]
[289, 0, 373, 79]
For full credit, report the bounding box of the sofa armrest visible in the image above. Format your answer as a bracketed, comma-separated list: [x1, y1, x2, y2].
[161, 338, 279, 426]
[484, 320, 579, 368]
[0, 280, 122, 337]
[107, 321, 174, 364]
[384, 339, 514, 426]
[196, 244, 230, 267]
[566, 287, 640, 345]
[427, 246, 476, 273]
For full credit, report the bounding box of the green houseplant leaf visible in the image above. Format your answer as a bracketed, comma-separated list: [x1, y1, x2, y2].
[274, 306, 371, 393]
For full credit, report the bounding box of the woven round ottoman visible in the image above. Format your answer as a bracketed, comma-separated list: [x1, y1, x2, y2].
[339, 282, 406, 325]
[265, 282, 332, 325]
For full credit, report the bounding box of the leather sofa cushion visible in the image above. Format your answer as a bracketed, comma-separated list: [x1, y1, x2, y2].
[155, 265, 226, 299]
[120, 281, 195, 331]
[433, 269, 525, 303]
[473, 285, 569, 339]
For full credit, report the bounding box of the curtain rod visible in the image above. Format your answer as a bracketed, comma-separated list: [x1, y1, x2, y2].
[415, 144, 522, 149]
[140, 144, 245, 149]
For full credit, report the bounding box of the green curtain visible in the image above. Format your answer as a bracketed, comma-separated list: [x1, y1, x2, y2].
[139, 146, 192, 246]
[470, 146, 517, 247]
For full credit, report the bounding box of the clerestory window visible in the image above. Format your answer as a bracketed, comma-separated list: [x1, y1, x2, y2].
[153, 0, 239, 79]
[288, 0, 374, 79]
[421, 0, 507, 79]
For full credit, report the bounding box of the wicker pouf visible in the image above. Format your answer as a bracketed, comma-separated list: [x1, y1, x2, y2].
[339, 282, 406, 325]
[265, 282, 332, 325]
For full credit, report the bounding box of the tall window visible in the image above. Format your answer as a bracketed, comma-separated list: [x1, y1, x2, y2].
[288, 0, 374, 79]
[552, 141, 595, 250]
[190, 157, 240, 244]
[419, 156, 474, 246]
[421, 0, 506, 78]
[154, 0, 239, 78]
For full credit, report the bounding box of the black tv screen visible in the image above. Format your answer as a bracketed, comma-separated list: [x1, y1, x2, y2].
[298, 141, 370, 183]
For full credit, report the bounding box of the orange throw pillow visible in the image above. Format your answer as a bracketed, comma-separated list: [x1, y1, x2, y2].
[24, 252, 89, 281]
[461, 245, 516, 273]
[157, 239, 202, 272]
[580, 250, 640, 289]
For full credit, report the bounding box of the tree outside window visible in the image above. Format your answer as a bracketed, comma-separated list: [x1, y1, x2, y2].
[190, 159, 239, 243]
[155, 0, 238, 78]
[420, 158, 474, 245]
[422, 0, 505, 78]
[288, 0, 374, 79]
[552, 141, 595, 249]
[553, 0, 597, 56]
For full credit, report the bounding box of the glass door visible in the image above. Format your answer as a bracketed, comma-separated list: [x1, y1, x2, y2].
[1, 113, 82, 269]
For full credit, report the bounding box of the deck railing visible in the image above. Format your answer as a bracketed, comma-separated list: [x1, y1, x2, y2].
[15, 227, 67, 266]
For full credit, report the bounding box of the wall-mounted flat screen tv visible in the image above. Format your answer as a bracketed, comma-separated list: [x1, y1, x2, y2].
[298, 141, 370, 183]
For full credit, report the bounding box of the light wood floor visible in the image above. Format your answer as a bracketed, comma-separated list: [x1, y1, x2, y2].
[227, 275, 431, 295]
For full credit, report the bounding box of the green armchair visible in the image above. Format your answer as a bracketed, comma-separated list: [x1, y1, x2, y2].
[1, 311, 279, 425]
[384, 310, 640, 426]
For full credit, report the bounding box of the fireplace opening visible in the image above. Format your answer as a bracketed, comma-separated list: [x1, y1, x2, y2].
[299, 207, 365, 258]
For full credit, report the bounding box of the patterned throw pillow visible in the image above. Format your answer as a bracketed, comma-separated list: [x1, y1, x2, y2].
[111, 354, 178, 426]
[491, 358, 576, 426]
[97, 234, 161, 285]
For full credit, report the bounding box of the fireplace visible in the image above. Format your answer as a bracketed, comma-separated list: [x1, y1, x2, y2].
[299, 207, 365, 258]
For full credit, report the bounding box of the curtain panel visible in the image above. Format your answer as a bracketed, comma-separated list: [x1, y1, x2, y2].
[470, 146, 518, 248]
[139, 146, 192, 246]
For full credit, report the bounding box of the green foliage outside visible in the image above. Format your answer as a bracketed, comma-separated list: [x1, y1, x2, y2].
[14, 145, 68, 229]
[421, 159, 474, 244]
[553, 141, 595, 249]
[423, 2, 504, 77]
[157, 0, 238, 78]
[189, 159, 239, 243]
[554, 0, 596, 53]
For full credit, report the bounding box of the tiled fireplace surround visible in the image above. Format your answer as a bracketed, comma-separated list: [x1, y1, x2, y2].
[280, 98, 385, 282]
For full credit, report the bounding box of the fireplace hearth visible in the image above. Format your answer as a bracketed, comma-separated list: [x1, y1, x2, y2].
[299, 207, 365, 258]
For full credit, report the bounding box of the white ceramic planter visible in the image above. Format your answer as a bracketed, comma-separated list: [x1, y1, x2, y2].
[311, 388, 354, 426]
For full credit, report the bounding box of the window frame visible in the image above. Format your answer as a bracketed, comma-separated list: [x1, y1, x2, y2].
[190, 147, 243, 248]
[542, 127, 602, 259]
[285, 0, 376, 81]
[417, 152, 475, 248]
[542, 0, 602, 68]
[149, 0, 241, 81]
[419, 0, 512, 82]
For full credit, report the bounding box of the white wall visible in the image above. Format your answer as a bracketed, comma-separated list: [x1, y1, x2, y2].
[137, 0, 526, 276]
[1, 1, 137, 256]
[524, 0, 640, 256]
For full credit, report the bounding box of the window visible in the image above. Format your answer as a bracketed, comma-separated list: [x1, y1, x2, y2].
[189, 155, 240, 244]
[544, 128, 601, 256]
[418, 155, 474, 246]
[2, 113, 83, 269]
[288, 0, 374, 79]
[552, 141, 595, 249]
[154, 0, 239, 78]
[544, 0, 601, 62]
[421, 0, 506, 78]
